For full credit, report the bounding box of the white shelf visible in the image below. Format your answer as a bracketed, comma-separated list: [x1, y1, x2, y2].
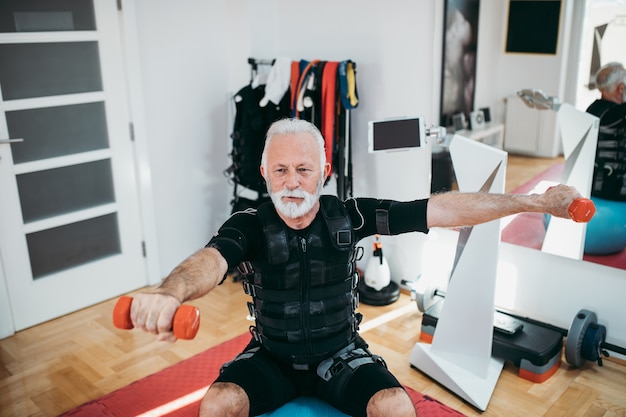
[454, 123, 504, 149]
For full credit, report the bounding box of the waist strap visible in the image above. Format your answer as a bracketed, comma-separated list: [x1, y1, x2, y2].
[251, 304, 354, 330]
[249, 313, 362, 365]
[243, 274, 358, 301]
[252, 327, 356, 365]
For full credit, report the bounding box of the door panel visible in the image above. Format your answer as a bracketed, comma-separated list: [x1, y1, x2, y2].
[27, 213, 121, 279]
[6, 101, 110, 163]
[0, 0, 148, 330]
[0, 0, 97, 33]
[0, 41, 103, 99]
[16, 159, 115, 222]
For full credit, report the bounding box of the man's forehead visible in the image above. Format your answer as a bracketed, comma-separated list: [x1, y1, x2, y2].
[267, 133, 320, 160]
[271, 132, 316, 145]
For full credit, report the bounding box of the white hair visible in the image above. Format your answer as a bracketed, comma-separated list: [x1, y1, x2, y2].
[595, 62, 626, 92]
[261, 118, 327, 174]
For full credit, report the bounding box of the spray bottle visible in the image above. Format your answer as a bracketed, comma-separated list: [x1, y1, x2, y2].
[364, 234, 391, 291]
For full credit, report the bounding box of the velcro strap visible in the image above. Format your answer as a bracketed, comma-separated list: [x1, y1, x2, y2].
[375, 200, 395, 235]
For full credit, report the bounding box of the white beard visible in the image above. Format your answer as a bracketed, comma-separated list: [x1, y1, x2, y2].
[268, 178, 323, 219]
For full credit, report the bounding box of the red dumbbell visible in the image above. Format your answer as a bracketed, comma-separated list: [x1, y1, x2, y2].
[112, 295, 200, 340]
[546, 186, 596, 223]
[568, 198, 595, 223]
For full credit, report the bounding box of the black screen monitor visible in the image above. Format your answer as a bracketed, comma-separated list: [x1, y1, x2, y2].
[368, 117, 425, 153]
[505, 0, 561, 55]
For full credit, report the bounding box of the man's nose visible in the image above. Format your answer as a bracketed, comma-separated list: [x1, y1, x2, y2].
[285, 169, 300, 189]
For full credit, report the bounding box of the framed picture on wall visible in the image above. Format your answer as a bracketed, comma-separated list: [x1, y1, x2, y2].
[439, 0, 481, 127]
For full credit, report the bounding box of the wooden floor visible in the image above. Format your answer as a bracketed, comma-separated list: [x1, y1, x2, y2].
[3, 153, 625, 417]
[504, 154, 564, 193]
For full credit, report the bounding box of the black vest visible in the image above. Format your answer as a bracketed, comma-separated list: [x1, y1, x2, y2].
[242, 195, 360, 365]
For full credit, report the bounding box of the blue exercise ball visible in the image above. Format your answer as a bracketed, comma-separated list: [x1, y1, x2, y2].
[584, 197, 626, 255]
[259, 397, 348, 417]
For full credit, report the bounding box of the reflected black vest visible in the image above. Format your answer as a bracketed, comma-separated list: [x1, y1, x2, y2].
[592, 125, 626, 201]
[242, 195, 360, 365]
[586, 100, 626, 201]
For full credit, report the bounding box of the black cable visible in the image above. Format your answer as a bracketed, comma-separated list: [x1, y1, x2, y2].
[603, 342, 626, 356]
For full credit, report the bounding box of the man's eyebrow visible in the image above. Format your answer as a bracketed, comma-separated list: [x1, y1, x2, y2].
[272, 161, 315, 168]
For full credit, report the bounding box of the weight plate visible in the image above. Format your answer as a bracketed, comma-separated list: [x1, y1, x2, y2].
[581, 323, 606, 363]
[565, 309, 597, 367]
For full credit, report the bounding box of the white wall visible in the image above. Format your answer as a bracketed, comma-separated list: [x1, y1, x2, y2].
[133, 1, 237, 275]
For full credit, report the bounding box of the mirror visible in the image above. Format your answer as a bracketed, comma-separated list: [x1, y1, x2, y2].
[501, 1, 626, 270]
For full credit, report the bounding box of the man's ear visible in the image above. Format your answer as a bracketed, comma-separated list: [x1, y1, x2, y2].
[260, 164, 266, 179]
[323, 162, 331, 181]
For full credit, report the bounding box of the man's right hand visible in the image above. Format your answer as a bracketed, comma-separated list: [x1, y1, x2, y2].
[130, 292, 182, 342]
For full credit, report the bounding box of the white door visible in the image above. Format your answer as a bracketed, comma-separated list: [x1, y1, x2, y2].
[0, 0, 148, 330]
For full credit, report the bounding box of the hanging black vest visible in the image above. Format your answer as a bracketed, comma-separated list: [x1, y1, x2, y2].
[227, 84, 291, 195]
[241, 195, 360, 365]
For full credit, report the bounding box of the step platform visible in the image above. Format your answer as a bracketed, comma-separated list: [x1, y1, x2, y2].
[420, 299, 563, 383]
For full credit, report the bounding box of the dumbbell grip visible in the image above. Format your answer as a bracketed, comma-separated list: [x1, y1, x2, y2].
[112, 295, 200, 340]
[568, 197, 595, 223]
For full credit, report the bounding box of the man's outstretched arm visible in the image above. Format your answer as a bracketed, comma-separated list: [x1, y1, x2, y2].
[130, 247, 228, 341]
[426, 184, 581, 228]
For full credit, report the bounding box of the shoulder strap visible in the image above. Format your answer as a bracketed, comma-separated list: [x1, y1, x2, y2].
[320, 195, 353, 250]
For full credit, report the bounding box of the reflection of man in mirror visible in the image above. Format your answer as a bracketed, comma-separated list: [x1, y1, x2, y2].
[585, 62, 626, 201]
[442, 0, 478, 125]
